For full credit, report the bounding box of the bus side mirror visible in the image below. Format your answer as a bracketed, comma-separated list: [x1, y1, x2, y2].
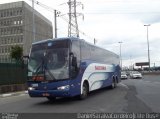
[22, 55, 29, 65]
[72, 56, 77, 67]
[70, 52, 77, 67]
[71, 55, 78, 79]
[21, 55, 29, 69]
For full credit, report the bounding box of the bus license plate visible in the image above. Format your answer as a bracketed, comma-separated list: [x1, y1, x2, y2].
[32, 84, 38, 87]
[42, 93, 50, 96]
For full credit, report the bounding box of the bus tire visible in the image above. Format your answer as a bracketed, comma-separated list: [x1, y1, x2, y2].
[47, 97, 56, 101]
[79, 82, 89, 100]
[114, 79, 117, 88]
[110, 78, 117, 89]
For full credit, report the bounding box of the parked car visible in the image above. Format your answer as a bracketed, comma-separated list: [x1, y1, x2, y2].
[121, 72, 128, 79]
[130, 71, 142, 79]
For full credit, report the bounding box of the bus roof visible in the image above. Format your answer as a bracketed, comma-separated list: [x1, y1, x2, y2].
[32, 37, 78, 45]
[32, 37, 118, 57]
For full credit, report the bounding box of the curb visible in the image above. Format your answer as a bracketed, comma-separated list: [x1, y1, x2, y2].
[0, 91, 28, 98]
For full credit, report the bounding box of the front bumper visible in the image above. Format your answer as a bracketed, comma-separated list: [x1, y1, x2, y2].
[132, 75, 142, 78]
[121, 76, 127, 79]
[28, 90, 71, 97]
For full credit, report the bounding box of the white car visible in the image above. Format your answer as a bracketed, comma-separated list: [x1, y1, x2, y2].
[130, 71, 142, 79]
[121, 72, 128, 79]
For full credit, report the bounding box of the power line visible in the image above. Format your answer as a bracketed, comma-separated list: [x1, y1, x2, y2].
[84, 11, 160, 14]
[26, 0, 99, 43]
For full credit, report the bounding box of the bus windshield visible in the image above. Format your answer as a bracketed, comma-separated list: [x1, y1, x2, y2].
[28, 40, 70, 81]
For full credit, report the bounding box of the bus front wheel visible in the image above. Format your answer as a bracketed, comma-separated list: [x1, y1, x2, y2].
[79, 82, 89, 100]
[110, 78, 117, 89]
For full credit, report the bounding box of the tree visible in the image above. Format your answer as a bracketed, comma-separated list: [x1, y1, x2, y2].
[10, 45, 23, 62]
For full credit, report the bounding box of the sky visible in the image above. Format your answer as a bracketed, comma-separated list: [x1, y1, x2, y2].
[1, 0, 160, 68]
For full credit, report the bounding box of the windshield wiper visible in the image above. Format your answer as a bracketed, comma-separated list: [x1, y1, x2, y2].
[44, 67, 56, 80]
[34, 59, 44, 74]
[34, 58, 56, 80]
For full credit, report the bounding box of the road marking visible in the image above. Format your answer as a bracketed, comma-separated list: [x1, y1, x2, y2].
[144, 81, 151, 83]
[119, 83, 129, 89]
[19, 94, 26, 96]
[0, 91, 28, 98]
[1, 94, 12, 97]
[144, 80, 160, 84]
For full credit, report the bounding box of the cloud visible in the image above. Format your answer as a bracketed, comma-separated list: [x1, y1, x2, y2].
[1, 0, 160, 67]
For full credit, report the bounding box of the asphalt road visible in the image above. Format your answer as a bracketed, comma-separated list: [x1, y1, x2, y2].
[123, 75, 160, 112]
[0, 75, 160, 113]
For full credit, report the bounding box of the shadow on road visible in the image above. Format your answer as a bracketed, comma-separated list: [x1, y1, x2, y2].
[33, 86, 119, 106]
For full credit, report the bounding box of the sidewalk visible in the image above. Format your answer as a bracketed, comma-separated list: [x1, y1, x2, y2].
[0, 90, 28, 98]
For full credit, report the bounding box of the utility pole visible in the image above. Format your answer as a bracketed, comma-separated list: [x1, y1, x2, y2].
[118, 41, 123, 69]
[67, 0, 83, 37]
[130, 55, 132, 70]
[94, 38, 96, 45]
[54, 10, 61, 38]
[32, 0, 60, 39]
[32, 0, 36, 42]
[54, 10, 57, 38]
[144, 24, 151, 71]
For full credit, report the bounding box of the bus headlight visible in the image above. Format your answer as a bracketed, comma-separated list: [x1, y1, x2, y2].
[28, 87, 35, 91]
[57, 85, 70, 90]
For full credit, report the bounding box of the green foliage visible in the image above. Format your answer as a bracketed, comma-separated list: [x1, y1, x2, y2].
[10, 45, 23, 61]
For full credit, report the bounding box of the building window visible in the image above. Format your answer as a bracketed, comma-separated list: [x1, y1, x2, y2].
[20, 9, 22, 15]
[17, 10, 19, 15]
[13, 9, 16, 16]
[7, 10, 9, 17]
[2, 39, 4, 44]
[1, 12, 3, 17]
[10, 38, 12, 44]
[2, 47, 4, 53]
[14, 21, 17, 25]
[21, 36, 23, 42]
[20, 20, 23, 25]
[10, 11, 13, 16]
[3, 29, 6, 35]
[1, 29, 4, 35]
[4, 11, 6, 17]
[4, 39, 6, 44]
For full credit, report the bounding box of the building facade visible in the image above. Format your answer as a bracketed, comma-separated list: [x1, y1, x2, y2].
[0, 1, 53, 62]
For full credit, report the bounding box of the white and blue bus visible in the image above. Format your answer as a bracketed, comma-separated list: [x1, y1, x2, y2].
[27, 37, 121, 101]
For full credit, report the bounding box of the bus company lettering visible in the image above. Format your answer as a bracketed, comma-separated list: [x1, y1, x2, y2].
[95, 66, 106, 70]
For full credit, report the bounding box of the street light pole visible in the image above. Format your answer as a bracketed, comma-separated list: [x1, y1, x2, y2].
[144, 24, 151, 71]
[54, 10, 57, 38]
[32, 0, 35, 42]
[118, 41, 123, 70]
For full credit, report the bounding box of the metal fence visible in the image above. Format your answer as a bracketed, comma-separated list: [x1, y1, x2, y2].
[0, 62, 27, 86]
